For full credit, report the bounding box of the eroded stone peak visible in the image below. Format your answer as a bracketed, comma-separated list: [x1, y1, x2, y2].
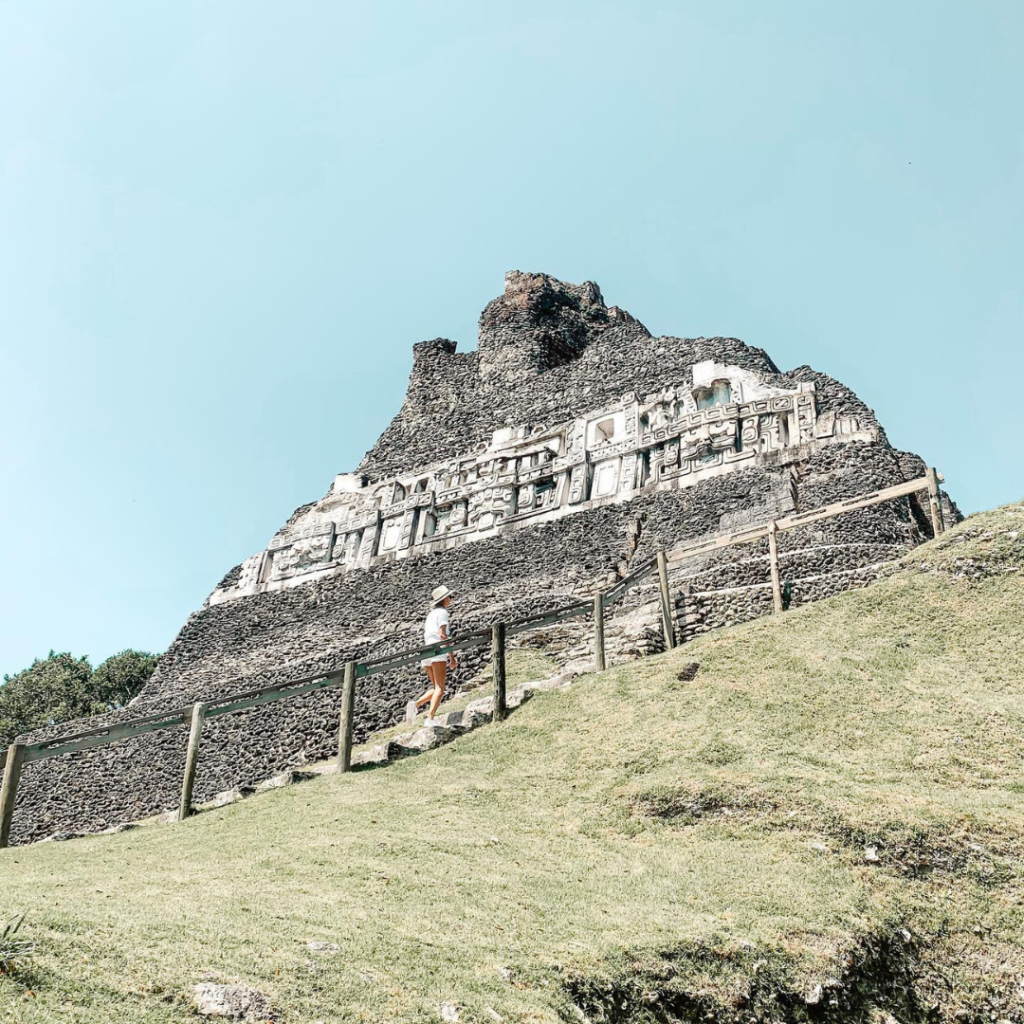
[477, 270, 647, 379]
[501, 270, 605, 311]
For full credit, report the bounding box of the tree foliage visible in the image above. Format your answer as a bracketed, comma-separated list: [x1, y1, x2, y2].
[0, 649, 159, 746]
[89, 650, 160, 710]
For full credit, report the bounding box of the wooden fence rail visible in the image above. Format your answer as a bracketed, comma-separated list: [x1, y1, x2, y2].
[664, 475, 942, 566]
[0, 470, 944, 847]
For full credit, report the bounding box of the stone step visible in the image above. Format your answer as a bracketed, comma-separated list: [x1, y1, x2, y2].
[432, 707, 488, 731]
[352, 743, 390, 768]
[463, 695, 495, 717]
[348, 677, 567, 771]
[391, 724, 460, 755]
[507, 688, 529, 710]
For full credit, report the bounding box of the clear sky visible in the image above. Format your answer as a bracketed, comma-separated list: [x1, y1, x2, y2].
[1, 1, 1021, 678]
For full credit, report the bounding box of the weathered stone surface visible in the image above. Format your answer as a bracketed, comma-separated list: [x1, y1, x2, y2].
[464, 695, 496, 718]
[7, 271, 959, 846]
[392, 725, 458, 754]
[254, 769, 318, 793]
[521, 671, 576, 692]
[352, 744, 390, 768]
[506, 687, 531, 710]
[430, 707, 492, 731]
[190, 982, 277, 1021]
[305, 940, 339, 954]
[210, 272, 847, 608]
[200, 786, 254, 810]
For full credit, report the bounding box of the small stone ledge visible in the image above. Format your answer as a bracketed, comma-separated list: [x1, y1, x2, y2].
[36, 820, 139, 844]
[255, 769, 320, 793]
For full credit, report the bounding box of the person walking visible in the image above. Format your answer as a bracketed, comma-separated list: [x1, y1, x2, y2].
[406, 585, 456, 724]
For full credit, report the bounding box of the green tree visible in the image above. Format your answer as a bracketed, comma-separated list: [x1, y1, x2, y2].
[0, 652, 93, 744]
[90, 649, 159, 710]
[0, 649, 159, 746]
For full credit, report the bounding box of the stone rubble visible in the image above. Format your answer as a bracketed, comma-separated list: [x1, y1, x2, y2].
[305, 941, 339, 955]
[190, 982, 278, 1021]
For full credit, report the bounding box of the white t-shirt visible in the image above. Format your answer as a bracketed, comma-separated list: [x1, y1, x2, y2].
[424, 606, 450, 647]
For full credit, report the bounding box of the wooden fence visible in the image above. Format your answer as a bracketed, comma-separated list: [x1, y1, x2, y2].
[0, 469, 945, 848]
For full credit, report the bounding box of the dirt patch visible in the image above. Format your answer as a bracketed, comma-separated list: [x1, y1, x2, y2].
[631, 782, 776, 825]
[561, 927, 920, 1024]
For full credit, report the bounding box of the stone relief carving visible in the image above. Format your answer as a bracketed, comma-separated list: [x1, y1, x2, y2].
[590, 460, 617, 498]
[267, 523, 335, 581]
[639, 386, 684, 432]
[208, 369, 865, 605]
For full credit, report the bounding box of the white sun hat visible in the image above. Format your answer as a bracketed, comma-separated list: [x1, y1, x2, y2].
[431, 585, 453, 606]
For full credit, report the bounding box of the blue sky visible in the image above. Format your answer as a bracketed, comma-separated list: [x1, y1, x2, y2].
[1, 1, 1021, 677]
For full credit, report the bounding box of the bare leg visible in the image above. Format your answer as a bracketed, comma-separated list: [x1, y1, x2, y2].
[414, 665, 437, 709]
[426, 661, 447, 719]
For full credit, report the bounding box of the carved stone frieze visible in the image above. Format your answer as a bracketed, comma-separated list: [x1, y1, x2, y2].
[207, 368, 851, 606]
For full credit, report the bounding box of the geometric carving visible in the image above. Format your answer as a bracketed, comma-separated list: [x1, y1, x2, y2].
[268, 523, 334, 580]
[209, 371, 840, 603]
[814, 409, 837, 439]
[568, 463, 588, 504]
[378, 517, 403, 553]
[592, 459, 620, 498]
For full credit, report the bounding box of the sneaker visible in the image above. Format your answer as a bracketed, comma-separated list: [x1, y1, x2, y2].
[424, 716, 441, 727]
[405, 701, 418, 723]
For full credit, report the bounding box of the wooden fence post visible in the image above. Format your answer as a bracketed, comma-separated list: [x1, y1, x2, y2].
[0, 742, 26, 849]
[926, 467, 945, 536]
[337, 662, 357, 773]
[656, 549, 676, 650]
[768, 521, 784, 615]
[593, 591, 606, 672]
[492, 622, 507, 722]
[178, 702, 207, 822]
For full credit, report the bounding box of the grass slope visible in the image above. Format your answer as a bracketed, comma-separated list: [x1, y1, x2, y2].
[2, 502, 1022, 1024]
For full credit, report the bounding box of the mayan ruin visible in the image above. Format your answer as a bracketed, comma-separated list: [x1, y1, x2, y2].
[6, 271, 958, 846]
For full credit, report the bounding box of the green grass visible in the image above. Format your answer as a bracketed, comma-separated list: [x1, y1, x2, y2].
[2, 502, 1023, 1023]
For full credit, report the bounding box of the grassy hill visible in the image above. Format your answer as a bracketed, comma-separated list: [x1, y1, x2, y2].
[2, 502, 1022, 1024]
